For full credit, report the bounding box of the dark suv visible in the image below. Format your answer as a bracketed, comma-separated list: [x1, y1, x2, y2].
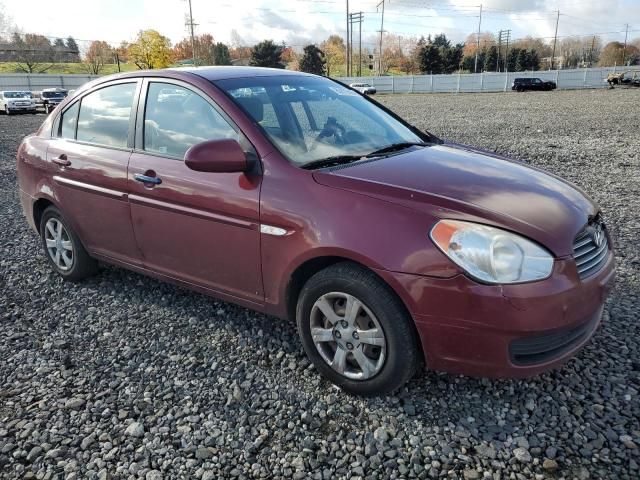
[512, 77, 557, 92]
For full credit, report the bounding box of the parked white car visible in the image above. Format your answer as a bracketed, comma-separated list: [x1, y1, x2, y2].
[0, 91, 36, 115]
[349, 83, 377, 95]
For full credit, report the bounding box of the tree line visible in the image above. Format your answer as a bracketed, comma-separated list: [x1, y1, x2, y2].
[1, 28, 639, 76]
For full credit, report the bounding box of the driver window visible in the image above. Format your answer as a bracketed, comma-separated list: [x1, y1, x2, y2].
[144, 82, 238, 159]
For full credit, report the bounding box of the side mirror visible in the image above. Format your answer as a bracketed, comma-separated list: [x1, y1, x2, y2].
[184, 139, 250, 173]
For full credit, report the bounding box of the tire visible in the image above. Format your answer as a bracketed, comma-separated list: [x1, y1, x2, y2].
[296, 262, 421, 396]
[5, 105, 11, 115]
[516, 86, 524, 92]
[39, 206, 98, 281]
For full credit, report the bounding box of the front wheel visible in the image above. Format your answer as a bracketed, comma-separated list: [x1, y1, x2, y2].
[39, 206, 98, 281]
[4, 105, 11, 115]
[296, 262, 421, 396]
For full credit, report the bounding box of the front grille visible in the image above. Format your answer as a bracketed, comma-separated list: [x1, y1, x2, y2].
[573, 220, 609, 280]
[510, 311, 600, 365]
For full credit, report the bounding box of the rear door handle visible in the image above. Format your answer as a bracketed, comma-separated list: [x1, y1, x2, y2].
[134, 173, 162, 185]
[52, 154, 71, 167]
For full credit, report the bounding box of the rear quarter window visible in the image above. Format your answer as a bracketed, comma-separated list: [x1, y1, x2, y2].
[76, 83, 136, 148]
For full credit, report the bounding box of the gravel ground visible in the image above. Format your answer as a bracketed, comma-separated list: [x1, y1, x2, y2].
[1, 89, 639, 480]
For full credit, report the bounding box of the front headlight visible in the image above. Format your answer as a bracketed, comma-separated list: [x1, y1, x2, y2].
[430, 220, 554, 284]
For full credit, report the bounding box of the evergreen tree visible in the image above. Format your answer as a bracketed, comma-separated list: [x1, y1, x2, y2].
[432, 33, 451, 49]
[442, 43, 463, 73]
[515, 49, 527, 71]
[507, 48, 519, 71]
[66, 36, 80, 62]
[212, 42, 231, 65]
[418, 44, 442, 74]
[483, 45, 498, 72]
[299, 44, 326, 75]
[527, 49, 540, 71]
[250, 40, 284, 68]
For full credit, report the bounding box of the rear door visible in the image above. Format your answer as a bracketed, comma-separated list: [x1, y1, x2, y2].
[47, 80, 142, 265]
[127, 79, 263, 303]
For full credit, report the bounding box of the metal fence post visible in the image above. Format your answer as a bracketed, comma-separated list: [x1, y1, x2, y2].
[503, 72, 508, 92]
[583, 69, 587, 88]
[456, 73, 460, 93]
[430, 74, 433, 93]
[60, 75, 65, 89]
[410, 75, 414, 94]
[555, 69, 560, 89]
[480, 72, 484, 92]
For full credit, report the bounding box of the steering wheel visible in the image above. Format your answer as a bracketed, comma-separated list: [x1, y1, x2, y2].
[314, 116, 347, 146]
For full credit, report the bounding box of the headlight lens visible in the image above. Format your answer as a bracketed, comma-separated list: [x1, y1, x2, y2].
[430, 220, 554, 284]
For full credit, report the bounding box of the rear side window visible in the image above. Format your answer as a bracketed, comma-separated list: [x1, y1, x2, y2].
[143, 82, 238, 159]
[60, 102, 79, 139]
[76, 83, 136, 148]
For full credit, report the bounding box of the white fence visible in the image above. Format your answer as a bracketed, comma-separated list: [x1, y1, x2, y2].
[0, 74, 100, 91]
[0, 67, 625, 94]
[338, 67, 623, 94]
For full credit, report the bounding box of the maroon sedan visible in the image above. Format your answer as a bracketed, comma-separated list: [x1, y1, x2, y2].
[16, 67, 615, 395]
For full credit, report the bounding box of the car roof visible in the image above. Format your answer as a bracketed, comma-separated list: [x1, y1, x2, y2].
[176, 66, 315, 81]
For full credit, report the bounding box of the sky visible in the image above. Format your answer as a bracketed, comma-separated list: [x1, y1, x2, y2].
[2, 0, 639, 51]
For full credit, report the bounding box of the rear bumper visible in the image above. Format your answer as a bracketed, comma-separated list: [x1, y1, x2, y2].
[19, 189, 38, 232]
[377, 253, 615, 378]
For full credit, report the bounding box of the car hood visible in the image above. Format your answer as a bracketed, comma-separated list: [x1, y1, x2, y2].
[312, 143, 597, 257]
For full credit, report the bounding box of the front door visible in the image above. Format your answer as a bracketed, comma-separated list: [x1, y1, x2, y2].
[47, 80, 141, 265]
[128, 80, 263, 303]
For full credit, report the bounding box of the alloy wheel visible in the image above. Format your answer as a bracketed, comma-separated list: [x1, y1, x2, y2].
[310, 292, 386, 380]
[44, 218, 74, 271]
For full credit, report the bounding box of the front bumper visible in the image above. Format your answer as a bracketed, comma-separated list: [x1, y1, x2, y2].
[7, 104, 35, 111]
[377, 253, 615, 378]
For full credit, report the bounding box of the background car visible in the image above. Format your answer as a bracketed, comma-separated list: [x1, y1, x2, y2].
[33, 88, 68, 113]
[349, 82, 377, 95]
[512, 77, 557, 92]
[0, 91, 36, 114]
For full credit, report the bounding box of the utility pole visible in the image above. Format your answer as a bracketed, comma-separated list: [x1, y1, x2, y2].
[474, 4, 483, 73]
[346, 0, 350, 76]
[550, 10, 559, 70]
[502, 30, 511, 72]
[359, 13, 363, 76]
[377, 0, 386, 76]
[185, 0, 197, 66]
[349, 12, 364, 77]
[496, 30, 502, 72]
[622, 23, 629, 66]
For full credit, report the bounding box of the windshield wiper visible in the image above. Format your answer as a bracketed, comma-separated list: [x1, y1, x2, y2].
[302, 154, 365, 170]
[364, 142, 428, 157]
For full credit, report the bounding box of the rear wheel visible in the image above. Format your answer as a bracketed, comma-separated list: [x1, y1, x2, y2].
[296, 262, 420, 396]
[39, 206, 98, 281]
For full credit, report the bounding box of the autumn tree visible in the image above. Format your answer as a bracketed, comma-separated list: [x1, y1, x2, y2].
[83, 40, 112, 74]
[250, 40, 284, 68]
[299, 44, 325, 75]
[115, 41, 130, 63]
[172, 34, 214, 65]
[128, 30, 173, 69]
[11, 33, 54, 73]
[320, 35, 345, 76]
[213, 42, 231, 65]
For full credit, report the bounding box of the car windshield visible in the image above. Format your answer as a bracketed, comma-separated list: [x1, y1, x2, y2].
[42, 91, 66, 98]
[216, 75, 424, 167]
[4, 91, 31, 98]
